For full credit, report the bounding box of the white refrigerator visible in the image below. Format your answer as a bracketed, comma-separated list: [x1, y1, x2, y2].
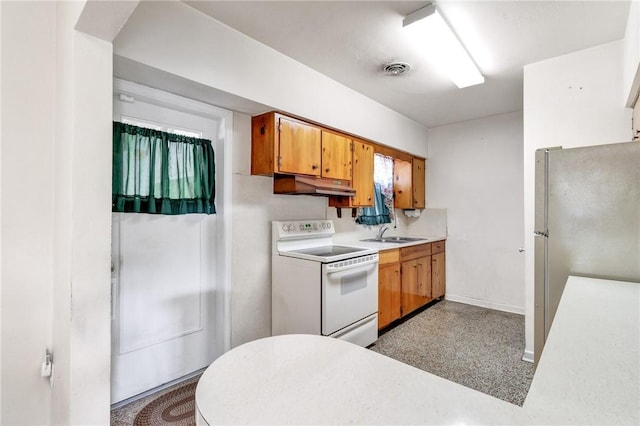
[534, 141, 640, 364]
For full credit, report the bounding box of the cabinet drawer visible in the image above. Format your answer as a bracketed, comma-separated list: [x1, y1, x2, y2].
[379, 249, 399, 265]
[400, 243, 431, 261]
[432, 240, 445, 254]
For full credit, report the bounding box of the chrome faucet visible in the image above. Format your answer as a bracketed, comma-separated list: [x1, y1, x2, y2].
[376, 225, 389, 239]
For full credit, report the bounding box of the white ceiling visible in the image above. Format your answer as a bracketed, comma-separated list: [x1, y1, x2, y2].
[184, 1, 630, 128]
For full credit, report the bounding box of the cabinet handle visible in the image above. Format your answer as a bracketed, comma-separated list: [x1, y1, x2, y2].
[325, 168, 330, 173]
[312, 164, 318, 170]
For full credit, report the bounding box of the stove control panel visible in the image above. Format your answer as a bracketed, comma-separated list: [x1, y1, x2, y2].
[274, 220, 334, 239]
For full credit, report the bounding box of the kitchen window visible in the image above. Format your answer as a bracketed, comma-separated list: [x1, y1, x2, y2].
[356, 153, 394, 225]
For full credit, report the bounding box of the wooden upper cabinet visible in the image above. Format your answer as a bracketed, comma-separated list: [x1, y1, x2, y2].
[251, 112, 321, 176]
[329, 139, 373, 207]
[251, 112, 426, 209]
[352, 140, 374, 206]
[394, 159, 413, 209]
[412, 158, 426, 209]
[393, 157, 426, 209]
[251, 112, 277, 175]
[321, 131, 351, 180]
[279, 117, 321, 176]
[328, 139, 374, 208]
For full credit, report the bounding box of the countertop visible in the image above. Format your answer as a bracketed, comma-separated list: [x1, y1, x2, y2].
[195, 276, 639, 425]
[345, 234, 447, 251]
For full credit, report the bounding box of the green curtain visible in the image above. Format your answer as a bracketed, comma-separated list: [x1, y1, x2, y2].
[112, 122, 216, 215]
[355, 183, 391, 225]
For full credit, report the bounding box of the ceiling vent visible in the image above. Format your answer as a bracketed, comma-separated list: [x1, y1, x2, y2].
[382, 61, 411, 76]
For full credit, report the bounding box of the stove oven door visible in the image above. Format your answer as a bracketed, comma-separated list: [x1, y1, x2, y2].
[321, 254, 378, 336]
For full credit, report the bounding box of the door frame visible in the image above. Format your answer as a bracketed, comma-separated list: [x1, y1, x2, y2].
[111, 78, 233, 395]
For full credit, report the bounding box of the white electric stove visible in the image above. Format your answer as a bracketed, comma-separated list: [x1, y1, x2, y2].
[272, 220, 379, 347]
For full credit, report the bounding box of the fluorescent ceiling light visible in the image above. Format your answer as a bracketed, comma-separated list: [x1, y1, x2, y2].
[403, 3, 485, 89]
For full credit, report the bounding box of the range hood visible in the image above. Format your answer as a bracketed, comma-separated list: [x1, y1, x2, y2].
[274, 175, 355, 197]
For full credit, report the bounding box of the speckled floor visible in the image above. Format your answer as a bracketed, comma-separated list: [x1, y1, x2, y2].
[370, 300, 534, 406]
[112, 300, 532, 424]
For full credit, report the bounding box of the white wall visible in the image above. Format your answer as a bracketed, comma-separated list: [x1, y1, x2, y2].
[1, 1, 113, 424]
[427, 112, 525, 314]
[230, 113, 326, 346]
[0, 1, 429, 417]
[66, 28, 112, 425]
[623, 0, 640, 105]
[51, 3, 113, 424]
[523, 39, 632, 360]
[113, 1, 428, 158]
[112, 1, 429, 349]
[52, 2, 76, 422]
[0, 3, 3, 418]
[329, 207, 448, 243]
[1, 2, 56, 424]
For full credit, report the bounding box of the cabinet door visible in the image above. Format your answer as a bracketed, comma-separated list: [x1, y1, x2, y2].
[432, 252, 445, 299]
[278, 117, 321, 176]
[378, 263, 401, 329]
[352, 140, 374, 206]
[401, 259, 419, 315]
[401, 256, 432, 316]
[417, 255, 432, 302]
[321, 131, 352, 180]
[251, 112, 277, 176]
[394, 159, 412, 209]
[412, 158, 426, 209]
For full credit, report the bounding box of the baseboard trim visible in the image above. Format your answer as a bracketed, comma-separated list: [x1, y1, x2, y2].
[444, 294, 525, 315]
[522, 349, 534, 363]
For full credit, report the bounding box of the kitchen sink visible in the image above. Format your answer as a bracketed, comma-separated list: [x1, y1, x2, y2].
[360, 236, 428, 244]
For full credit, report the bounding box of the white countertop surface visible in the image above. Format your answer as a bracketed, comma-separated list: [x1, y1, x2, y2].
[196, 276, 639, 425]
[345, 234, 447, 251]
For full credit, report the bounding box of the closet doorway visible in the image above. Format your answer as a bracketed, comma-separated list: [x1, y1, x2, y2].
[111, 79, 231, 404]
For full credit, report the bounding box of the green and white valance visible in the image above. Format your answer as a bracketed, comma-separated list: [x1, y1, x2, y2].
[112, 121, 216, 215]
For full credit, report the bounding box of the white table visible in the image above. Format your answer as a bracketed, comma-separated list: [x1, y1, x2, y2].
[196, 276, 639, 425]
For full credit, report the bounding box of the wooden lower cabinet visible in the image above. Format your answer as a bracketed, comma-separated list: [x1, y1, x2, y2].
[400, 257, 431, 314]
[431, 252, 445, 299]
[378, 259, 401, 329]
[378, 241, 446, 331]
[378, 263, 401, 328]
[400, 244, 432, 315]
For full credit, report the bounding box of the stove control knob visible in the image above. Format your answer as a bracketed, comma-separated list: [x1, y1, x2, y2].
[327, 222, 332, 229]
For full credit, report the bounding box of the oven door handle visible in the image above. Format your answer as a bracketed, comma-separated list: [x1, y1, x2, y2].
[325, 257, 379, 274]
